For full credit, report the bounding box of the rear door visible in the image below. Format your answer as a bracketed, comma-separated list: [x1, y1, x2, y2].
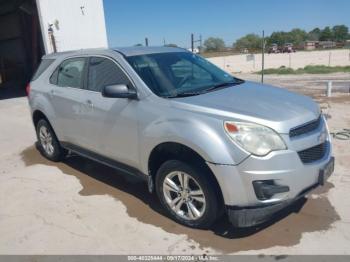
[49, 57, 89, 146]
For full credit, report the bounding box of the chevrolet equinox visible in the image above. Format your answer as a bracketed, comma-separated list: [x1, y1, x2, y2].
[27, 47, 334, 229]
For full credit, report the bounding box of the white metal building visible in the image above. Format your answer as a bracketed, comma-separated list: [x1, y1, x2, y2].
[0, 0, 107, 97]
[37, 0, 107, 54]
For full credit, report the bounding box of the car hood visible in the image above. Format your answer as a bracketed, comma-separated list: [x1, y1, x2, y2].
[170, 81, 320, 134]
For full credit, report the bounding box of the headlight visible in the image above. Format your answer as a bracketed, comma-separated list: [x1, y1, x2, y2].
[224, 121, 287, 156]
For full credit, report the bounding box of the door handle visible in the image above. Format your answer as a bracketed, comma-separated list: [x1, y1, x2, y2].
[86, 100, 93, 108]
[50, 89, 62, 95]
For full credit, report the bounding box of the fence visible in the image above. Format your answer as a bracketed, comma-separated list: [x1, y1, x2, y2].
[208, 49, 350, 73]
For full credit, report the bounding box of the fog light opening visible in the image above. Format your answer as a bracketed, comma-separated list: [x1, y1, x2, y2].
[253, 180, 290, 200]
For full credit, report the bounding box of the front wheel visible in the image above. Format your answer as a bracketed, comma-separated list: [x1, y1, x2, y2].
[155, 160, 221, 229]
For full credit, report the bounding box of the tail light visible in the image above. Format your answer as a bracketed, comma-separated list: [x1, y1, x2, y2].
[26, 83, 31, 96]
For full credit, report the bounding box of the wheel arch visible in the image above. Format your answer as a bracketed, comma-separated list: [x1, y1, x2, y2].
[147, 142, 224, 205]
[32, 110, 61, 143]
[32, 110, 50, 127]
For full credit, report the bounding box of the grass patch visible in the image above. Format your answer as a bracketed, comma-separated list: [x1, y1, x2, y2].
[257, 65, 350, 75]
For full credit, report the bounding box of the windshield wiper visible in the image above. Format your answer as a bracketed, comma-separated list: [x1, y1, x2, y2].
[163, 92, 203, 98]
[164, 78, 245, 98]
[204, 79, 245, 93]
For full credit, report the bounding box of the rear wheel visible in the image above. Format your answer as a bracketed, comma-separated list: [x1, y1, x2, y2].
[36, 119, 67, 162]
[155, 160, 220, 229]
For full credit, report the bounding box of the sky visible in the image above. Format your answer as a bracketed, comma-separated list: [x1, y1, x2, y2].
[104, 0, 350, 48]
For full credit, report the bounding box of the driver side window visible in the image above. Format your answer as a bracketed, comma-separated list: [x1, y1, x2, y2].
[87, 57, 131, 92]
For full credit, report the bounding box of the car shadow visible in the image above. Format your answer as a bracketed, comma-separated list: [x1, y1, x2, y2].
[21, 145, 340, 253]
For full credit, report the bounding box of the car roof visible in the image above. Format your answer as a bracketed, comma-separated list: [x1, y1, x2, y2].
[113, 46, 187, 56]
[42, 46, 187, 60]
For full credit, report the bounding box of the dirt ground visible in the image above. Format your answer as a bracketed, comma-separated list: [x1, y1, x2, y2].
[0, 75, 349, 254]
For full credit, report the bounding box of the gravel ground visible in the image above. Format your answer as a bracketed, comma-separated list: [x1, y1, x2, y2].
[0, 79, 349, 254]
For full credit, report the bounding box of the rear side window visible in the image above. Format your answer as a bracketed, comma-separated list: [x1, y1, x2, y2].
[50, 68, 59, 85]
[55, 58, 86, 88]
[87, 57, 131, 92]
[32, 59, 55, 81]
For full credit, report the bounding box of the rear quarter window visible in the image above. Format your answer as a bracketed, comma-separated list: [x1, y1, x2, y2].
[32, 59, 55, 81]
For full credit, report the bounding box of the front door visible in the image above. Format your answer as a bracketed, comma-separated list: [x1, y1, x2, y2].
[80, 56, 139, 168]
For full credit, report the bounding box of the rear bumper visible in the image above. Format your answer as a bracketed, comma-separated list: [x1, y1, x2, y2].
[226, 182, 319, 227]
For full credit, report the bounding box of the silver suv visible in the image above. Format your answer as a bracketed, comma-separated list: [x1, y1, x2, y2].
[28, 47, 334, 229]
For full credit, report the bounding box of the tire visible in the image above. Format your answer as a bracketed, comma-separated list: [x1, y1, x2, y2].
[36, 119, 67, 162]
[155, 160, 221, 229]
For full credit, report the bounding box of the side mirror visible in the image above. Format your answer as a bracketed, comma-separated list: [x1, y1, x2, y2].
[102, 84, 137, 99]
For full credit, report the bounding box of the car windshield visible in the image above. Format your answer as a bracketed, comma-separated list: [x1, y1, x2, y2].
[126, 52, 242, 98]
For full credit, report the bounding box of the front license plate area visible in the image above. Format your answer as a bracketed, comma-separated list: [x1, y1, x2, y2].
[319, 157, 335, 186]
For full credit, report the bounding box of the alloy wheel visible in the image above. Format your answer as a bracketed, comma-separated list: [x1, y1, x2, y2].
[39, 125, 54, 156]
[162, 171, 206, 220]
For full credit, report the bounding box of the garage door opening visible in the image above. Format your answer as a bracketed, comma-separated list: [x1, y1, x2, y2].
[0, 0, 44, 99]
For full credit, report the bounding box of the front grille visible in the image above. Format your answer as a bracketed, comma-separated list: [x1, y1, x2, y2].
[289, 116, 321, 138]
[298, 142, 328, 164]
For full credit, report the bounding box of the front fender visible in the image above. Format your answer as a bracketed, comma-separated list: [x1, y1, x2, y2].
[139, 115, 249, 174]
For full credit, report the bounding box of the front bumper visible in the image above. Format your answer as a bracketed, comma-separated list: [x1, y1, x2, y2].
[207, 144, 332, 204]
[226, 182, 319, 227]
[207, 138, 333, 227]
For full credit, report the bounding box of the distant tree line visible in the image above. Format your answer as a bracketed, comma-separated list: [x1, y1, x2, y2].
[267, 25, 349, 46]
[202, 25, 349, 52]
[203, 37, 226, 51]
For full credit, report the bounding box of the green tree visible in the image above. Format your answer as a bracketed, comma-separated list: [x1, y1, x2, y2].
[203, 37, 225, 51]
[308, 28, 321, 41]
[268, 29, 306, 47]
[268, 31, 291, 46]
[332, 25, 349, 42]
[234, 34, 261, 51]
[320, 27, 333, 41]
[289, 28, 307, 46]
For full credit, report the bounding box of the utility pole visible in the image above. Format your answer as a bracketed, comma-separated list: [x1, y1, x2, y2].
[191, 33, 202, 53]
[191, 34, 194, 52]
[145, 37, 149, 47]
[261, 30, 265, 84]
